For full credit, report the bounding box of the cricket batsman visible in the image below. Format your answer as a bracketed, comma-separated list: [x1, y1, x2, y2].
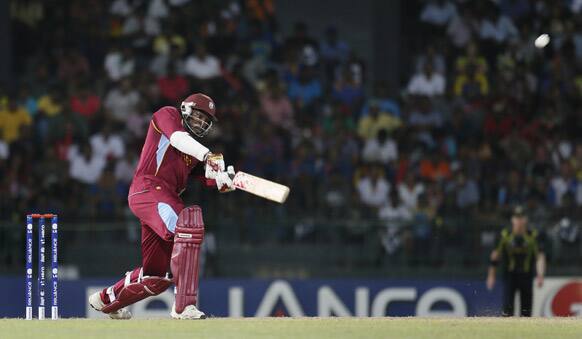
[89, 93, 235, 319]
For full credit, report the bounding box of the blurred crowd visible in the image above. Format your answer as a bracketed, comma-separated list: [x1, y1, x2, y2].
[1, 0, 582, 262]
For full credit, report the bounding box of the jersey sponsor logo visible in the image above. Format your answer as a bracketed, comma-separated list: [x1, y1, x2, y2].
[182, 153, 193, 167]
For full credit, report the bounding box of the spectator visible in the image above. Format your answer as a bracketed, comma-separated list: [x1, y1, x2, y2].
[238, 26, 270, 86]
[320, 27, 349, 81]
[89, 123, 126, 160]
[455, 42, 488, 74]
[0, 100, 32, 144]
[122, 6, 161, 37]
[333, 69, 365, 110]
[247, 20, 274, 62]
[0, 130, 8, 159]
[420, 0, 458, 27]
[58, 49, 90, 83]
[416, 45, 446, 75]
[408, 97, 444, 129]
[478, 7, 519, 44]
[529, 145, 554, 180]
[378, 188, 413, 255]
[126, 101, 151, 139]
[67, 141, 107, 185]
[184, 44, 222, 81]
[288, 66, 322, 108]
[151, 43, 186, 76]
[453, 171, 480, 209]
[407, 63, 445, 97]
[398, 173, 425, 211]
[337, 131, 360, 178]
[453, 63, 489, 99]
[360, 83, 401, 118]
[283, 22, 319, 67]
[379, 188, 412, 222]
[483, 98, 523, 140]
[157, 62, 189, 104]
[110, 0, 133, 17]
[37, 87, 63, 117]
[0, 138, 10, 161]
[135, 71, 161, 105]
[500, 130, 532, 166]
[89, 168, 127, 220]
[18, 86, 38, 118]
[148, 0, 169, 19]
[253, 126, 285, 179]
[153, 29, 187, 58]
[260, 84, 294, 130]
[115, 151, 138, 185]
[104, 46, 136, 82]
[358, 102, 402, 139]
[320, 27, 349, 64]
[345, 52, 365, 87]
[447, 6, 477, 49]
[70, 86, 101, 119]
[420, 154, 451, 182]
[322, 173, 352, 218]
[410, 193, 436, 253]
[362, 129, 398, 164]
[168, 0, 191, 6]
[104, 78, 140, 122]
[357, 166, 390, 210]
[571, 143, 582, 181]
[550, 162, 578, 207]
[289, 142, 319, 210]
[498, 169, 526, 207]
[47, 105, 90, 161]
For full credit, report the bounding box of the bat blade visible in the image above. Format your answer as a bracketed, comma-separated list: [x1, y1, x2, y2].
[232, 171, 290, 203]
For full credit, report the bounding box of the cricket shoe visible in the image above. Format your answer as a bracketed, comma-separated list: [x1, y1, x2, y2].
[170, 303, 206, 319]
[89, 291, 132, 320]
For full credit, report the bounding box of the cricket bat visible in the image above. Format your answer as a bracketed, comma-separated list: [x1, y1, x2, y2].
[232, 171, 290, 203]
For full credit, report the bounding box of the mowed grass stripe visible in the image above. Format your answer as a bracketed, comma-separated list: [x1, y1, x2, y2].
[0, 317, 581, 339]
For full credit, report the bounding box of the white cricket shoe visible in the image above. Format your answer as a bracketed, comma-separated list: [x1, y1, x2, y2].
[171, 303, 206, 319]
[88, 291, 132, 320]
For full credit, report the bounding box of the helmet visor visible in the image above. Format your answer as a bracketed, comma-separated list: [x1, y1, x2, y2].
[185, 109, 213, 137]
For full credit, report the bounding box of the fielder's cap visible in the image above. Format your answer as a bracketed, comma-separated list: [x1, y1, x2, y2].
[512, 205, 526, 217]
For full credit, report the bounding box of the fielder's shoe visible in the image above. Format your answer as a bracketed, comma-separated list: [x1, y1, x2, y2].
[170, 303, 206, 319]
[89, 291, 132, 320]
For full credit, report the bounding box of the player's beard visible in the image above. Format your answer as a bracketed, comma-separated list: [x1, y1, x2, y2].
[185, 111, 212, 137]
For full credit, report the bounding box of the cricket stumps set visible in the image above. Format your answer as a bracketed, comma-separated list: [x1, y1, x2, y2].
[25, 213, 58, 320]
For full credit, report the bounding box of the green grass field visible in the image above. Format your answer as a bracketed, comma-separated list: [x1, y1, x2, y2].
[1, 317, 581, 339]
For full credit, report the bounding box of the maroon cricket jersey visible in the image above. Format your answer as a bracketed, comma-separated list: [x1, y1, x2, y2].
[131, 106, 200, 195]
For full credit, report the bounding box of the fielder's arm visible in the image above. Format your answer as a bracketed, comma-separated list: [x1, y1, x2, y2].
[486, 250, 499, 291]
